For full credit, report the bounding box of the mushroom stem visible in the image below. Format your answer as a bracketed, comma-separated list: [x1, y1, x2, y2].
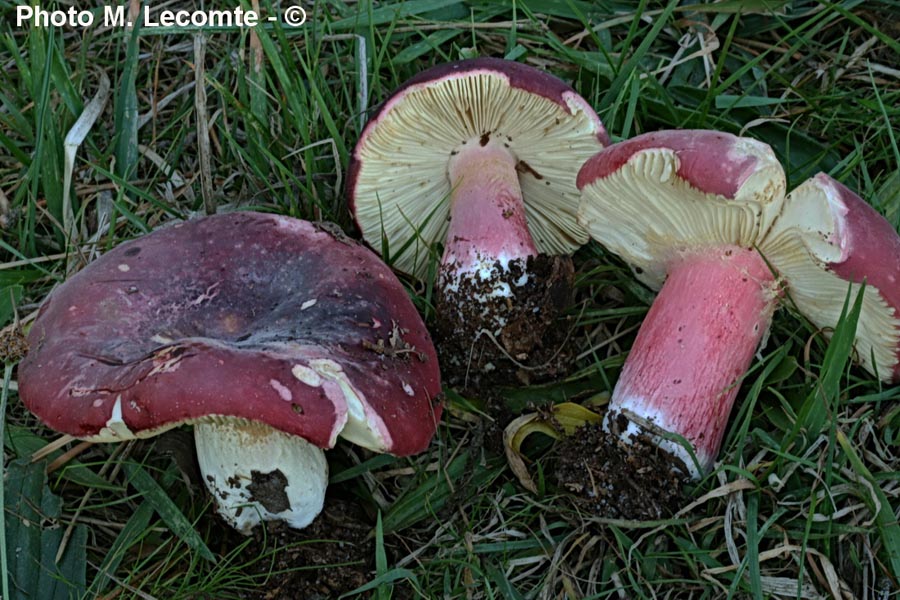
[194, 420, 328, 535]
[607, 245, 778, 478]
[434, 140, 575, 382]
[441, 141, 538, 284]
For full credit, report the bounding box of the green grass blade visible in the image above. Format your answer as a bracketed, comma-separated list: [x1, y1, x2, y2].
[114, 21, 141, 181]
[383, 452, 503, 534]
[789, 282, 864, 447]
[330, 454, 397, 484]
[374, 511, 390, 600]
[0, 285, 23, 328]
[0, 364, 12, 600]
[4, 425, 121, 490]
[598, 0, 677, 113]
[340, 568, 419, 598]
[88, 500, 155, 595]
[745, 493, 763, 599]
[3, 458, 87, 600]
[487, 563, 526, 600]
[122, 462, 216, 563]
[836, 429, 900, 579]
[329, 0, 464, 30]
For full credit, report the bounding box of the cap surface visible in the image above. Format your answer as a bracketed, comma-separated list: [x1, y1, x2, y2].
[348, 57, 609, 278]
[763, 173, 900, 381]
[18, 212, 442, 455]
[577, 129, 785, 288]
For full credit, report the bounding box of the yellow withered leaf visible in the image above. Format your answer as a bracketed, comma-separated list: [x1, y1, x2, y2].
[502, 398, 607, 493]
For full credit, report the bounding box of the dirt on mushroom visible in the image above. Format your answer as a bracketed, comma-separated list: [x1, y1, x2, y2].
[434, 253, 575, 390]
[246, 470, 291, 514]
[554, 416, 690, 520]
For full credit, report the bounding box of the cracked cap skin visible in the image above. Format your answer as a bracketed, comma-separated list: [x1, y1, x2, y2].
[18, 212, 442, 456]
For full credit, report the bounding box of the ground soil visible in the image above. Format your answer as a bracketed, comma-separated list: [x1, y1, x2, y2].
[434, 254, 575, 392]
[554, 414, 691, 520]
[233, 497, 378, 599]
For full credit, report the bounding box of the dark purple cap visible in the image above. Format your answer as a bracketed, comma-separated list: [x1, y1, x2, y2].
[18, 213, 442, 455]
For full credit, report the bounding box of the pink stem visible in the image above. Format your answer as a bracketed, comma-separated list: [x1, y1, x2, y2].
[441, 142, 537, 276]
[609, 245, 778, 477]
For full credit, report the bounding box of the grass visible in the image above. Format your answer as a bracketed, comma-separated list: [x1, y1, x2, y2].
[1, 0, 899, 598]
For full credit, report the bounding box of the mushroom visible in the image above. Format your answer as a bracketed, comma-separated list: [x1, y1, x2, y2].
[348, 58, 608, 382]
[18, 212, 442, 534]
[764, 172, 900, 380]
[576, 130, 900, 507]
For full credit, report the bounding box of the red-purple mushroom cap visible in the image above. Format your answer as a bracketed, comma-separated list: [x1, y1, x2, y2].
[765, 173, 900, 381]
[348, 57, 609, 279]
[18, 212, 442, 532]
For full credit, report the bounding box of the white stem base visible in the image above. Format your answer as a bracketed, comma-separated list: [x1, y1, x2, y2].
[194, 420, 328, 535]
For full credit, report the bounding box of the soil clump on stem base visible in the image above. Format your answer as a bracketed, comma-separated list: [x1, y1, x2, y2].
[554, 416, 691, 520]
[435, 254, 575, 391]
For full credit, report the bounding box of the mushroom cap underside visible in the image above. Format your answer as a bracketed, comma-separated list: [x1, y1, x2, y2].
[349, 57, 609, 279]
[577, 129, 786, 288]
[578, 130, 900, 382]
[765, 173, 900, 381]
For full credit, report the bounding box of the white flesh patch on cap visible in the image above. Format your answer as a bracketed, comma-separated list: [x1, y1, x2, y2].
[194, 420, 327, 535]
[95, 396, 135, 440]
[289, 363, 346, 447]
[307, 359, 391, 452]
[728, 137, 788, 236]
[291, 364, 323, 387]
[146, 346, 185, 377]
[764, 178, 900, 378]
[86, 395, 181, 443]
[290, 359, 391, 451]
[353, 71, 605, 278]
[578, 148, 784, 289]
[272, 214, 316, 235]
[269, 379, 293, 402]
[763, 176, 845, 263]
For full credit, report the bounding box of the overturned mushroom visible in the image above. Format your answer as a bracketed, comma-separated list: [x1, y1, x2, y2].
[18, 212, 442, 533]
[348, 57, 608, 385]
[576, 130, 900, 515]
[764, 172, 900, 380]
